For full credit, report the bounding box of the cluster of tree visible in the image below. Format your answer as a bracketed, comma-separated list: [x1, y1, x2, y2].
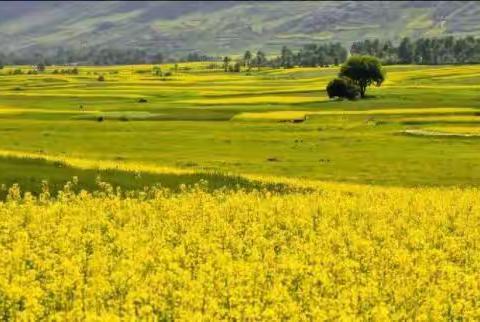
[1, 35, 477, 68]
[151, 66, 173, 77]
[326, 55, 385, 99]
[0, 47, 165, 66]
[222, 57, 241, 72]
[180, 52, 220, 62]
[222, 43, 348, 72]
[272, 43, 348, 68]
[0, 66, 80, 76]
[0, 46, 227, 66]
[52, 68, 79, 75]
[351, 36, 480, 65]
[8, 69, 25, 75]
[221, 50, 267, 72]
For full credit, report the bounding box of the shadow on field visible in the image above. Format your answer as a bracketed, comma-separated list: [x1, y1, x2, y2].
[0, 156, 301, 199]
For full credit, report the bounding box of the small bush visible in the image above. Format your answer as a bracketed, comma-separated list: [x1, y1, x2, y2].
[138, 98, 148, 103]
[152, 66, 161, 76]
[266, 157, 280, 162]
[233, 62, 241, 72]
[97, 75, 105, 82]
[326, 77, 360, 100]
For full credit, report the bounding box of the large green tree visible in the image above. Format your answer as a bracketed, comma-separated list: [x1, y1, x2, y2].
[339, 55, 385, 98]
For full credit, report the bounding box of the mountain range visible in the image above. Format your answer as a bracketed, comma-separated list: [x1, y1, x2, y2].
[1, 1, 479, 55]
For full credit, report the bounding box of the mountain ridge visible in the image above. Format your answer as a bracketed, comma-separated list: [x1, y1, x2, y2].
[1, 1, 479, 55]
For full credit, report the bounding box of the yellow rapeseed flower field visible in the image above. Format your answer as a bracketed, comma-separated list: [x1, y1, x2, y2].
[0, 179, 479, 320]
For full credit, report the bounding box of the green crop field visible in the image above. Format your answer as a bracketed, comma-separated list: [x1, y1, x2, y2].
[0, 63, 480, 194]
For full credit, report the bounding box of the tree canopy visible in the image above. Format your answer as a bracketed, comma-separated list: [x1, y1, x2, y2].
[339, 55, 385, 97]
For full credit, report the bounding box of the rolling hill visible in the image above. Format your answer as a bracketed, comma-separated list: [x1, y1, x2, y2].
[1, 1, 479, 55]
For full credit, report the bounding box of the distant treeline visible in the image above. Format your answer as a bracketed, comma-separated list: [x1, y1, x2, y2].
[221, 36, 480, 70]
[351, 36, 480, 65]
[0, 47, 165, 66]
[0, 35, 478, 67]
[0, 46, 227, 67]
[273, 43, 348, 68]
[221, 43, 348, 72]
[0, 43, 347, 68]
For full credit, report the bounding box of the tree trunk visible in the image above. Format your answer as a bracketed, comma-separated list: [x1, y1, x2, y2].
[360, 86, 366, 98]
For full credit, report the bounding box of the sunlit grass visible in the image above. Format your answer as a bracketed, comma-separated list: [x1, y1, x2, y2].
[0, 63, 480, 186]
[181, 96, 329, 106]
[394, 115, 480, 124]
[424, 126, 480, 135]
[233, 107, 478, 121]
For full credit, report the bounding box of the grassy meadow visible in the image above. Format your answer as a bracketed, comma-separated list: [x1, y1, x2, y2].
[1, 63, 480, 319]
[0, 63, 480, 192]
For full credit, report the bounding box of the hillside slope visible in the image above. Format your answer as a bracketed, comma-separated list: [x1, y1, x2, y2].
[1, 1, 479, 55]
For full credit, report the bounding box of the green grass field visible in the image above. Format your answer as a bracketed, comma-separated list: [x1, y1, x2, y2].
[1, 63, 480, 193]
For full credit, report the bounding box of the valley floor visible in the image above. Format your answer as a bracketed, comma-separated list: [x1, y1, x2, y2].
[1, 63, 479, 320]
[0, 64, 479, 191]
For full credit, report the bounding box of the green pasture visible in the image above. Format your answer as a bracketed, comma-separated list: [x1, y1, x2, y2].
[0, 63, 479, 192]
